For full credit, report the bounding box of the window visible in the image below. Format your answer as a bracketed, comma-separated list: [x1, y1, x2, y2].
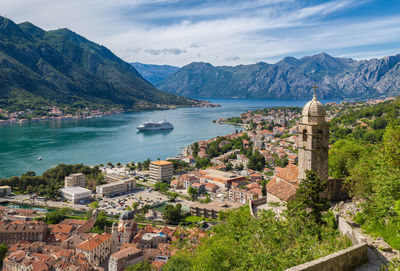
[317, 130, 323, 143]
[302, 129, 308, 141]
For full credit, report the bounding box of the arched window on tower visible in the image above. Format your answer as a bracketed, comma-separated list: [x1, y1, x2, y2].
[317, 129, 323, 146]
[302, 129, 307, 141]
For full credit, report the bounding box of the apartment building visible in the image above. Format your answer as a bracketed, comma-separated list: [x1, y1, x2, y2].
[149, 160, 173, 183]
[190, 201, 241, 219]
[96, 178, 136, 197]
[0, 221, 47, 244]
[0, 186, 11, 197]
[76, 233, 112, 265]
[64, 173, 86, 187]
[108, 247, 144, 271]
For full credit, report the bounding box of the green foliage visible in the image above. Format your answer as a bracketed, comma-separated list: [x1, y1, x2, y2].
[331, 118, 400, 250]
[287, 171, 330, 231]
[247, 150, 266, 171]
[0, 17, 194, 113]
[166, 206, 350, 270]
[195, 157, 211, 169]
[329, 139, 369, 179]
[0, 164, 101, 199]
[42, 208, 69, 224]
[188, 186, 198, 200]
[125, 261, 152, 271]
[154, 182, 171, 192]
[90, 211, 112, 233]
[163, 204, 183, 224]
[167, 159, 192, 174]
[0, 243, 8, 267]
[89, 201, 99, 210]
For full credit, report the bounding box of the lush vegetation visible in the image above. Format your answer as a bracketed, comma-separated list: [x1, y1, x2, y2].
[328, 98, 400, 249]
[125, 261, 152, 271]
[0, 243, 8, 268]
[0, 164, 102, 199]
[164, 171, 351, 270]
[0, 17, 194, 114]
[163, 203, 184, 224]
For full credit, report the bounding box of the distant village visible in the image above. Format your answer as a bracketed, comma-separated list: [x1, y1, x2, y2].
[0, 99, 219, 126]
[0, 96, 395, 270]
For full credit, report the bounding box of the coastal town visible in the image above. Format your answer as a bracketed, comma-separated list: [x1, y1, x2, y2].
[0, 96, 397, 270]
[0, 100, 219, 126]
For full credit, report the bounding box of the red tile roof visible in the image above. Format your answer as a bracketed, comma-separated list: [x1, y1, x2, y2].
[76, 233, 111, 251]
[276, 164, 298, 184]
[267, 177, 297, 201]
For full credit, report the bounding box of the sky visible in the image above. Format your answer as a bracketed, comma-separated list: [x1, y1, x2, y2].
[2, 0, 400, 67]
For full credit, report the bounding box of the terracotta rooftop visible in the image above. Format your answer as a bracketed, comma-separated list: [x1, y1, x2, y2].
[267, 177, 297, 202]
[151, 160, 172, 166]
[76, 233, 111, 251]
[276, 164, 298, 184]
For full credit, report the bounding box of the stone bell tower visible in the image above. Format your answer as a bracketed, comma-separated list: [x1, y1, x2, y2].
[297, 84, 329, 183]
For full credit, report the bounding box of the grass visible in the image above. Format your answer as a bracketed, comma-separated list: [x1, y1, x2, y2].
[183, 215, 217, 223]
[362, 222, 400, 250]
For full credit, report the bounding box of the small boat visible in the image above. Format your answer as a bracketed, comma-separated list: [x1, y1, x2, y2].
[137, 120, 174, 131]
[37, 157, 42, 161]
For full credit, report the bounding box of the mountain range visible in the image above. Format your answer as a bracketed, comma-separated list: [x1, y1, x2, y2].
[0, 16, 193, 111]
[148, 53, 400, 99]
[131, 62, 179, 84]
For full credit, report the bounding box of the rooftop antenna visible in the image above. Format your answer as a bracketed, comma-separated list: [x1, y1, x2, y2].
[311, 83, 319, 100]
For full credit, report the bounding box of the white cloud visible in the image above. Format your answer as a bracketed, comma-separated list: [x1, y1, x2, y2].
[1, 0, 399, 66]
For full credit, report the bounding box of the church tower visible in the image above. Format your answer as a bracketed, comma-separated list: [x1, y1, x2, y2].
[297, 84, 329, 183]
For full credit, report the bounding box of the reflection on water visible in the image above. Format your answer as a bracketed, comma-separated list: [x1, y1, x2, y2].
[136, 129, 173, 137]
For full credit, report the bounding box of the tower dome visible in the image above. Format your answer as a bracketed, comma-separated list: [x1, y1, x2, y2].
[301, 90, 326, 125]
[120, 210, 134, 221]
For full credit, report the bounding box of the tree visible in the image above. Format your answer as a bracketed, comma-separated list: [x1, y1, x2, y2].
[132, 201, 139, 211]
[91, 211, 112, 233]
[163, 204, 183, 224]
[125, 261, 152, 271]
[329, 139, 368, 179]
[261, 179, 267, 196]
[0, 243, 7, 267]
[89, 201, 99, 210]
[288, 170, 329, 231]
[188, 186, 198, 200]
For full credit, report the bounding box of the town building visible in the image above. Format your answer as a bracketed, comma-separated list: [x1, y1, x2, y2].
[109, 247, 144, 271]
[111, 211, 138, 252]
[138, 233, 167, 249]
[228, 188, 261, 204]
[190, 201, 242, 219]
[0, 221, 47, 244]
[149, 160, 174, 183]
[199, 169, 246, 189]
[76, 233, 112, 265]
[64, 173, 86, 187]
[0, 185, 11, 197]
[96, 178, 136, 197]
[60, 186, 92, 204]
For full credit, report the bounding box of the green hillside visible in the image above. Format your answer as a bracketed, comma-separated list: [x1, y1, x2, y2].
[0, 17, 193, 112]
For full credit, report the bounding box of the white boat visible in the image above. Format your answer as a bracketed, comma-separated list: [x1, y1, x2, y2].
[137, 120, 174, 131]
[37, 157, 42, 161]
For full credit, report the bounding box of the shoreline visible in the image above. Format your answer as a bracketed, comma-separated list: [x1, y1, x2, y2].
[0, 101, 220, 128]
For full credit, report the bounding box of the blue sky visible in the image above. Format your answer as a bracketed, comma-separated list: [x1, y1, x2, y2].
[2, 0, 400, 66]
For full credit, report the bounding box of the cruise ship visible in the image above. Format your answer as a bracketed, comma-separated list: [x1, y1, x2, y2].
[137, 120, 174, 131]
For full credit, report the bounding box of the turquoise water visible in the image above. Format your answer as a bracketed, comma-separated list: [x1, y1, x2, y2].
[0, 98, 335, 178]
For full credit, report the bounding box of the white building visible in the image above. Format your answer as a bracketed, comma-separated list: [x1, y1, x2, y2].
[60, 186, 92, 204]
[149, 160, 173, 183]
[96, 178, 136, 197]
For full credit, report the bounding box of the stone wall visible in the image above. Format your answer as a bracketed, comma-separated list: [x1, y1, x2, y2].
[284, 216, 368, 271]
[285, 243, 367, 271]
